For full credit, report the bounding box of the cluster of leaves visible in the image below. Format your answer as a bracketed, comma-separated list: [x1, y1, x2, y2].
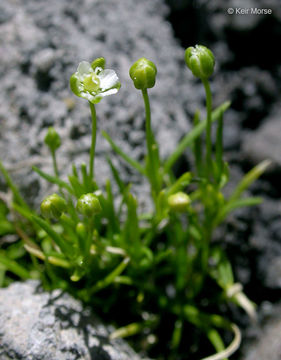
[0, 47, 269, 360]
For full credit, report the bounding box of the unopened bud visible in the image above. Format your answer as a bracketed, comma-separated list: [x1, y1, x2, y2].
[41, 193, 67, 219]
[44, 127, 61, 152]
[76, 193, 101, 217]
[168, 192, 190, 213]
[129, 58, 157, 90]
[185, 45, 215, 80]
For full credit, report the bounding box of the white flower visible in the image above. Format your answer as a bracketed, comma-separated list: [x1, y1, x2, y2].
[70, 59, 120, 104]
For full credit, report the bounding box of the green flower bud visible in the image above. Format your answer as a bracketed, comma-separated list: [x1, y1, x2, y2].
[41, 193, 67, 219]
[76, 222, 87, 238]
[185, 45, 215, 79]
[76, 193, 101, 217]
[44, 127, 61, 152]
[168, 192, 191, 213]
[129, 58, 157, 90]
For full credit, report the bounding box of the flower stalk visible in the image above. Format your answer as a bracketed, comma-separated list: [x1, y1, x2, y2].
[88, 101, 97, 180]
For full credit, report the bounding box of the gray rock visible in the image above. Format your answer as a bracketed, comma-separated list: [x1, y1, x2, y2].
[0, 281, 148, 360]
[242, 107, 281, 168]
[243, 302, 281, 360]
[0, 0, 198, 210]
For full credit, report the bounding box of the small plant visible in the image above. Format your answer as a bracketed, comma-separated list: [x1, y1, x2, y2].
[0, 46, 270, 359]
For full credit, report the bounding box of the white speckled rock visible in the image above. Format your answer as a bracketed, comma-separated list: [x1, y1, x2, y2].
[0, 281, 149, 360]
[243, 303, 281, 360]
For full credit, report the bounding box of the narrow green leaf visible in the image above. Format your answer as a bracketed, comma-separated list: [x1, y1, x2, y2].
[0, 253, 30, 280]
[11, 202, 35, 221]
[164, 101, 231, 172]
[32, 166, 73, 194]
[229, 160, 271, 202]
[110, 321, 145, 340]
[166, 172, 192, 196]
[171, 319, 183, 350]
[90, 257, 130, 294]
[182, 305, 231, 330]
[31, 215, 72, 257]
[0, 160, 29, 209]
[215, 197, 262, 225]
[123, 194, 140, 247]
[106, 156, 126, 193]
[113, 275, 133, 285]
[81, 163, 90, 191]
[105, 179, 120, 233]
[206, 328, 226, 355]
[0, 219, 14, 236]
[68, 175, 85, 198]
[209, 247, 234, 289]
[72, 163, 79, 178]
[102, 131, 146, 175]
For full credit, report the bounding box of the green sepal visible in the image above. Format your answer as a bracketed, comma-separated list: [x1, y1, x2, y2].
[91, 57, 105, 71]
[69, 74, 81, 97]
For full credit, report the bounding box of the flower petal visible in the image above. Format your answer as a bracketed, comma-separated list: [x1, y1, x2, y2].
[80, 91, 95, 102]
[77, 61, 92, 78]
[99, 69, 120, 91]
[99, 88, 119, 98]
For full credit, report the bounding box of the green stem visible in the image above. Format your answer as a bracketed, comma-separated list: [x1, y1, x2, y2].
[142, 89, 159, 196]
[85, 218, 94, 258]
[202, 79, 213, 179]
[51, 149, 59, 178]
[215, 110, 224, 183]
[193, 110, 203, 177]
[0, 160, 29, 210]
[88, 101, 97, 181]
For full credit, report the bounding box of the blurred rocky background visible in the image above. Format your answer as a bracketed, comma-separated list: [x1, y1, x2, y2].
[1, 0, 281, 359]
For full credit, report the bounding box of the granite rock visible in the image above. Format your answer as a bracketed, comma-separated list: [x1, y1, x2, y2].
[0, 281, 148, 360]
[242, 302, 281, 360]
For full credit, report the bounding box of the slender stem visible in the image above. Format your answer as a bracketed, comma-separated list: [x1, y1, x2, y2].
[202, 79, 213, 179]
[215, 110, 224, 183]
[85, 218, 94, 258]
[142, 89, 159, 196]
[142, 89, 155, 157]
[88, 101, 97, 180]
[51, 149, 59, 178]
[193, 110, 203, 177]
